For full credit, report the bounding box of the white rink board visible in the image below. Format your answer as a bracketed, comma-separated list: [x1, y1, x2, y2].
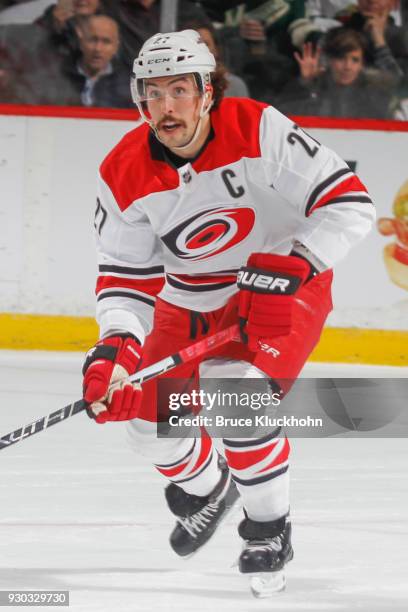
[0, 113, 407, 327]
[0, 351, 407, 611]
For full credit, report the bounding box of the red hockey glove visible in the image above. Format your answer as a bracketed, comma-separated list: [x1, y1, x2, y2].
[237, 253, 312, 351]
[82, 334, 143, 424]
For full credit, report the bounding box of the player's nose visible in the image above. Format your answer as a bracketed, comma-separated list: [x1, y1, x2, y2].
[161, 93, 177, 113]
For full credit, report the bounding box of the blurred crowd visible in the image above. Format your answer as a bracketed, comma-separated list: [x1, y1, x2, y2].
[0, 0, 407, 119]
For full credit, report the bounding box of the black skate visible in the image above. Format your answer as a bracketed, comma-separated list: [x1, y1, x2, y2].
[165, 458, 239, 557]
[238, 514, 293, 598]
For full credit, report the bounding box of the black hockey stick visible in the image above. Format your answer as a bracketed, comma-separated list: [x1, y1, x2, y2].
[0, 324, 239, 451]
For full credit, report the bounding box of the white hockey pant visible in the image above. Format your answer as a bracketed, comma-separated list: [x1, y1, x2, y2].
[126, 358, 290, 521]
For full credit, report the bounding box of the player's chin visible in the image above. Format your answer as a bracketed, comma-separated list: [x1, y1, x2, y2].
[159, 127, 188, 146]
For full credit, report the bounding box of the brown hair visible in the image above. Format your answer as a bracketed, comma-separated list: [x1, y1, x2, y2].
[324, 27, 367, 59]
[210, 63, 228, 109]
[182, 21, 228, 109]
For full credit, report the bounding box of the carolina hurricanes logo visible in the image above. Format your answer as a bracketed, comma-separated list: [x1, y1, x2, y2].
[161, 207, 255, 261]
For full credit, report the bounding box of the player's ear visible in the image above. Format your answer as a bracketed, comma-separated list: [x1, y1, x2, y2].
[204, 84, 214, 109]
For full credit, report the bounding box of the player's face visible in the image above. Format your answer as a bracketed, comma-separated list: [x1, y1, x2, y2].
[329, 49, 364, 86]
[144, 74, 207, 150]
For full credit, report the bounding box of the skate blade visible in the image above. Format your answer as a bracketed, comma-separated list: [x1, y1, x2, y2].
[249, 570, 286, 598]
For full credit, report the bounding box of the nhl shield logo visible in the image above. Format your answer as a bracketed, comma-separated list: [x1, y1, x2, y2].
[182, 170, 192, 184]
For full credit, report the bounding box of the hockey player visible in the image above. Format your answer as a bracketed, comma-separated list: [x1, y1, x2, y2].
[81, 30, 375, 596]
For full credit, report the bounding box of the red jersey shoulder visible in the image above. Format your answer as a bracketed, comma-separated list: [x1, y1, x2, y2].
[99, 98, 270, 212]
[100, 123, 178, 213]
[216, 97, 268, 131]
[193, 97, 268, 172]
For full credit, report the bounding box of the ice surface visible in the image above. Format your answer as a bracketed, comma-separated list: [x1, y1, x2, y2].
[0, 352, 407, 611]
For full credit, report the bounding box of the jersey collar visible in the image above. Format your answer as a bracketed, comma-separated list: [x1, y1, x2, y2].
[148, 127, 215, 169]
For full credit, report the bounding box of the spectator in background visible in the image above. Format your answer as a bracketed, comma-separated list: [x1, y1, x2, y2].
[235, 1, 305, 63]
[36, 0, 102, 59]
[305, 1, 401, 23]
[61, 14, 132, 107]
[278, 27, 393, 118]
[212, 1, 306, 104]
[197, 0, 244, 25]
[0, 0, 105, 105]
[101, 0, 212, 71]
[0, 19, 80, 103]
[312, 0, 408, 86]
[185, 19, 249, 97]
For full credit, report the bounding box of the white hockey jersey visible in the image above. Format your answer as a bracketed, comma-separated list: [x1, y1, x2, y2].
[95, 98, 375, 342]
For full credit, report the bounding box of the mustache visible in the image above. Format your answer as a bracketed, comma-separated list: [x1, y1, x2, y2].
[157, 115, 186, 130]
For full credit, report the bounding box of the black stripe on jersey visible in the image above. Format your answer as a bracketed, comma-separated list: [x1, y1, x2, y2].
[96, 290, 155, 307]
[194, 268, 239, 275]
[232, 464, 288, 487]
[99, 264, 164, 275]
[174, 451, 214, 484]
[223, 427, 281, 448]
[322, 195, 373, 206]
[166, 275, 236, 292]
[305, 168, 351, 216]
[155, 440, 197, 469]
